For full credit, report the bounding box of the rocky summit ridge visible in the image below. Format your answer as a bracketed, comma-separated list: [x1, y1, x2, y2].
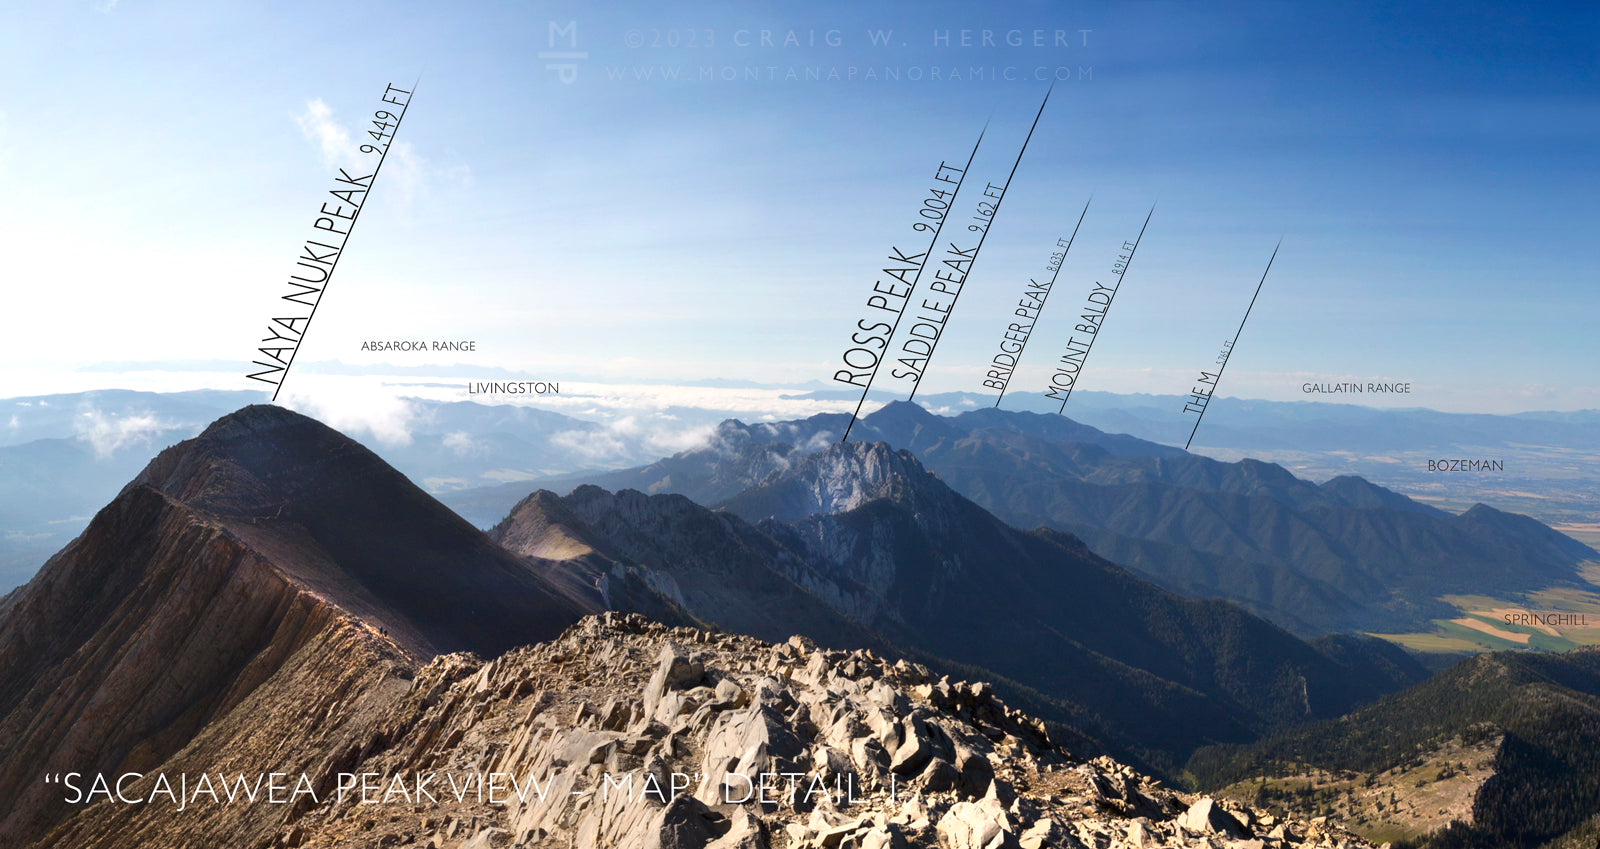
[50, 613, 1378, 849]
[0, 405, 596, 849]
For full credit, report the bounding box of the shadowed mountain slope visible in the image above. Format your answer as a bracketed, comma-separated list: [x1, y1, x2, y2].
[454, 401, 1594, 636]
[492, 439, 1427, 772]
[0, 405, 596, 847]
[1190, 647, 1600, 848]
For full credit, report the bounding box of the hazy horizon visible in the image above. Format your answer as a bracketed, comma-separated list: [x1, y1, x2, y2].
[4, 1, 1597, 415]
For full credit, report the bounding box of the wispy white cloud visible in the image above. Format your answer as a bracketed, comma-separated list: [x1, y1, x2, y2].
[388, 141, 425, 205]
[280, 383, 416, 447]
[548, 416, 717, 468]
[605, 415, 718, 458]
[796, 429, 835, 454]
[295, 98, 361, 172]
[548, 426, 631, 467]
[480, 468, 539, 483]
[442, 430, 487, 457]
[384, 141, 472, 208]
[293, 102, 469, 209]
[5, 530, 58, 543]
[73, 409, 167, 458]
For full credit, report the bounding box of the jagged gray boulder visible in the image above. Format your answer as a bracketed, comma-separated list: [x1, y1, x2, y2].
[1179, 796, 1247, 836]
[171, 614, 1370, 849]
[936, 797, 1018, 849]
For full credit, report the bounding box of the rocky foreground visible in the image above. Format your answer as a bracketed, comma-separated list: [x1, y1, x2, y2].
[254, 614, 1369, 849]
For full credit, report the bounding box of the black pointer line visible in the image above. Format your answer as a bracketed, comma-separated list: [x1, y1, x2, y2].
[1055, 202, 1155, 415]
[994, 194, 1092, 407]
[840, 126, 988, 442]
[272, 77, 420, 403]
[1185, 239, 1281, 451]
[907, 85, 1053, 403]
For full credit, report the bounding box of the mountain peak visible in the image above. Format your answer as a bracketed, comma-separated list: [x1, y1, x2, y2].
[711, 417, 751, 440]
[492, 488, 611, 562]
[713, 438, 956, 523]
[855, 399, 958, 448]
[813, 438, 937, 492]
[1319, 474, 1446, 516]
[868, 398, 938, 420]
[861, 399, 941, 432]
[202, 401, 313, 432]
[91, 404, 595, 657]
[0, 405, 597, 845]
[133, 402, 375, 512]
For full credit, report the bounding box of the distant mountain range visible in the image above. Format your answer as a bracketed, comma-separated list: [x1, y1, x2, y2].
[911, 390, 1600, 528]
[448, 401, 1596, 637]
[4, 388, 1593, 617]
[491, 437, 1428, 772]
[0, 405, 1432, 845]
[896, 389, 1600, 450]
[0, 390, 638, 592]
[10, 402, 1600, 846]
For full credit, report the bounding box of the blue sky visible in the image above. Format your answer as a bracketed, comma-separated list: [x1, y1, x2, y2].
[1, 0, 1596, 414]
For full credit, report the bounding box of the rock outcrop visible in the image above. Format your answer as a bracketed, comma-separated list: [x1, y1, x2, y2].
[0, 407, 1392, 848]
[492, 442, 1429, 773]
[492, 486, 883, 651]
[51, 613, 1370, 849]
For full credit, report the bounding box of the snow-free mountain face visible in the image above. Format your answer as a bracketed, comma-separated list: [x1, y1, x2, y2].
[1192, 646, 1600, 849]
[449, 401, 1597, 638]
[491, 483, 886, 653]
[0, 405, 600, 847]
[867, 403, 1596, 636]
[883, 389, 1600, 455]
[788, 391, 1600, 532]
[0, 405, 1411, 848]
[9, 389, 1592, 595]
[0, 392, 632, 593]
[487, 435, 1427, 775]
